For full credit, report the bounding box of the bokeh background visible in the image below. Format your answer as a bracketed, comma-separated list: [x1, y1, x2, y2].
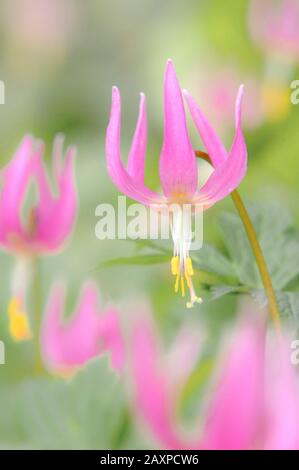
[0, 0, 299, 449]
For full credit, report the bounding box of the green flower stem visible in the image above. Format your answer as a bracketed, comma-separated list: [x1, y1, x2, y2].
[195, 150, 281, 332]
[31, 256, 45, 375]
[230, 190, 281, 331]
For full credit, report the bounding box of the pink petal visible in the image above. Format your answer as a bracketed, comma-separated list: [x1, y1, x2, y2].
[41, 282, 124, 374]
[33, 144, 77, 252]
[127, 93, 147, 184]
[131, 318, 186, 449]
[61, 283, 102, 365]
[41, 282, 66, 367]
[98, 307, 125, 371]
[0, 136, 35, 246]
[194, 86, 247, 206]
[183, 89, 228, 168]
[106, 87, 162, 206]
[31, 145, 53, 209]
[159, 60, 197, 198]
[201, 312, 265, 450]
[41, 282, 99, 371]
[264, 336, 299, 450]
[166, 325, 202, 393]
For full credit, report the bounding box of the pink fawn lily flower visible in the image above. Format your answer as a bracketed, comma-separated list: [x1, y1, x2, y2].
[130, 311, 299, 450]
[248, 0, 299, 64]
[0, 135, 77, 341]
[106, 60, 247, 308]
[41, 282, 125, 376]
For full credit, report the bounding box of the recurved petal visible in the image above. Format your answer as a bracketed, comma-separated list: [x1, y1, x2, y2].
[42, 282, 125, 375]
[194, 85, 247, 206]
[127, 93, 147, 184]
[71, 284, 124, 371]
[159, 60, 197, 198]
[41, 282, 66, 368]
[166, 325, 202, 394]
[34, 145, 77, 252]
[183, 89, 228, 168]
[62, 283, 102, 364]
[32, 143, 52, 209]
[106, 87, 161, 206]
[131, 318, 186, 449]
[41, 282, 101, 373]
[201, 310, 265, 450]
[0, 136, 35, 244]
[98, 307, 125, 371]
[264, 336, 299, 450]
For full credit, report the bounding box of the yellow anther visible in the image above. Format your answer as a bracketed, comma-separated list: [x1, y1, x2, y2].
[185, 272, 191, 289]
[174, 274, 180, 293]
[172, 256, 200, 304]
[180, 277, 185, 297]
[8, 298, 32, 342]
[8, 297, 20, 317]
[171, 256, 179, 275]
[186, 257, 194, 276]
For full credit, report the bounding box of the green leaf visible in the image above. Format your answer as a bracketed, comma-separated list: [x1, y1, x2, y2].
[249, 289, 299, 330]
[128, 238, 170, 254]
[209, 285, 247, 301]
[276, 291, 299, 330]
[0, 357, 128, 450]
[219, 203, 299, 290]
[192, 203, 299, 330]
[219, 211, 260, 287]
[97, 253, 169, 269]
[193, 244, 236, 279]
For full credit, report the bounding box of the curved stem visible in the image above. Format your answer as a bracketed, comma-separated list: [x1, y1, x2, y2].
[231, 190, 281, 332]
[195, 150, 281, 331]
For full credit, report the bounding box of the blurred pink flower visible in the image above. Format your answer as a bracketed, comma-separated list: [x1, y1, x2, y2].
[41, 282, 125, 376]
[130, 311, 299, 450]
[0, 134, 77, 255]
[248, 0, 299, 63]
[4, 0, 77, 57]
[0, 135, 77, 341]
[106, 59, 247, 307]
[190, 65, 264, 134]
